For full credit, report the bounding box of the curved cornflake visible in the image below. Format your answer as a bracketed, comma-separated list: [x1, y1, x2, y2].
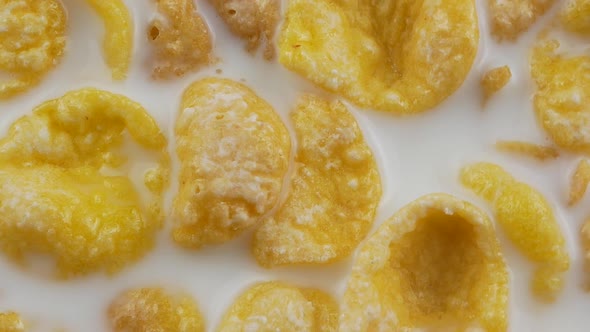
[253, 95, 381, 267]
[561, 0, 590, 35]
[0, 88, 169, 278]
[481, 66, 512, 105]
[173, 78, 290, 248]
[278, 0, 479, 115]
[340, 193, 508, 332]
[147, 0, 213, 79]
[487, 0, 555, 41]
[460, 162, 570, 301]
[86, 0, 133, 80]
[494, 140, 559, 161]
[530, 39, 590, 153]
[217, 281, 338, 332]
[569, 159, 590, 206]
[0, 312, 24, 332]
[109, 287, 205, 332]
[0, 0, 66, 99]
[209, 0, 280, 60]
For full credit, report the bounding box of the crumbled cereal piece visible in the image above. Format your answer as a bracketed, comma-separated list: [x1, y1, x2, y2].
[109, 287, 205, 332]
[481, 66, 512, 104]
[561, 0, 590, 35]
[0, 312, 25, 332]
[461, 162, 570, 301]
[217, 281, 338, 332]
[278, 0, 479, 114]
[252, 95, 381, 267]
[569, 159, 590, 206]
[147, 0, 213, 79]
[86, 0, 133, 80]
[173, 78, 290, 248]
[495, 140, 559, 161]
[530, 39, 590, 153]
[210, 0, 280, 60]
[340, 194, 508, 332]
[0, 88, 169, 278]
[581, 219, 590, 289]
[0, 0, 66, 99]
[488, 0, 555, 41]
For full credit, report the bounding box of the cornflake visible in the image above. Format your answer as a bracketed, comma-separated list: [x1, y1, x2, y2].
[210, 0, 279, 60]
[0, 88, 170, 278]
[0, 0, 66, 99]
[86, 0, 133, 80]
[109, 287, 205, 332]
[147, 0, 213, 79]
[0, 312, 24, 332]
[495, 140, 559, 161]
[173, 78, 290, 248]
[461, 162, 570, 301]
[340, 193, 508, 332]
[481, 66, 512, 104]
[581, 218, 590, 289]
[278, 0, 479, 115]
[561, 0, 590, 35]
[530, 39, 590, 153]
[252, 95, 381, 267]
[217, 281, 338, 332]
[569, 159, 590, 206]
[487, 0, 555, 41]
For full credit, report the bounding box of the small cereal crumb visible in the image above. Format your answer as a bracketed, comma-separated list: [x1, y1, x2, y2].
[108, 287, 205, 332]
[581, 219, 590, 290]
[217, 281, 338, 332]
[569, 159, 590, 206]
[210, 0, 280, 60]
[561, 0, 590, 35]
[481, 66, 512, 104]
[495, 140, 559, 161]
[340, 194, 508, 332]
[216, 68, 223, 74]
[461, 162, 570, 302]
[0, 312, 24, 332]
[148, 0, 214, 79]
[488, 0, 556, 41]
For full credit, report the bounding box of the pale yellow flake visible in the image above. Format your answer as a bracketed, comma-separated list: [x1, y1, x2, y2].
[461, 162, 570, 301]
[569, 159, 590, 206]
[487, 0, 555, 41]
[561, 0, 590, 35]
[340, 193, 508, 332]
[495, 140, 559, 161]
[0, 312, 25, 332]
[481, 66, 512, 104]
[253, 95, 381, 267]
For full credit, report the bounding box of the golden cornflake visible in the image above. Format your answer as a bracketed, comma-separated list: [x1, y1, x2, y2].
[487, 0, 555, 40]
[253, 95, 381, 267]
[173, 78, 290, 248]
[0, 0, 66, 99]
[481, 66, 512, 104]
[278, 0, 479, 114]
[86, 0, 133, 80]
[217, 281, 338, 332]
[0, 312, 24, 332]
[569, 159, 590, 206]
[0, 88, 169, 278]
[109, 287, 205, 332]
[561, 0, 590, 35]
[340, 193, 508, 332]
[461, 162, 570, 301]
[530, 39, 590, 153]
[210, 0, 280, 60]
[495, 140, 559, 161]
[148, 0, 213, 79]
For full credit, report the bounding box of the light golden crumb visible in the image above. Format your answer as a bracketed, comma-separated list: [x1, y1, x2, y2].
[530, 39, 590, 153]
[0, 88, 169, 278]
[173, 78, 290, 248]
[86, 0, 133, 80]
[252, 95, 382, 267]
[210, 0, 280, 60]
[569, 159, 590, 206]
[481, 66, 512, 104]
[109, 287, 205, 332]
[495, 140, 559, 161]
[340, 193, 508, 332]
[0, 0, 66, 99]
[561, 0, 590, 35]
[217, 282, 338, 332]
[461, 162, 570, 301]
[0, 312, 25, 332]
[488, 0, 555, 41]
[279, 0, 479, 114]
[581, 219, 590, 290]
[147, 0, 213, 79]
